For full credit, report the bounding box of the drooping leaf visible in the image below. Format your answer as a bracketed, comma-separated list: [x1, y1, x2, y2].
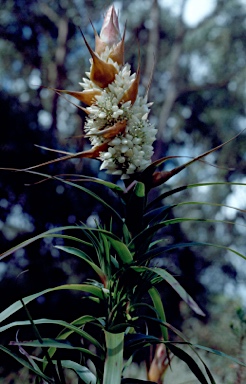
[193, 344, 246, 368]
[143, 205, 174, 227]
[148, 287, 168, 341]
[152, 267, 205, 316]
[144, 241, 246, 262]
[132, 266, 205, 316]
[124, 334, 161, 356]
[167, 344, 210, 384]
[0, 345, 53, 383]
[0, 318, 103, 351]
[0, 284, 105, 323]
[10, 339, 101, 361]
[59, 360, 97, 384]
[53, 175, 123, 222]
[148, 181, 246, 209]
[55, 245, 107, 284]
[0, 225, 91, 261]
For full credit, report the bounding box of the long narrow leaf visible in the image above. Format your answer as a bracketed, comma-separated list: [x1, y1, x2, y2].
[0, 225, 90, 261]
[0, 318, 103, 351]
[130, 217, 246, 260]
[0, 284, 105, 323]
[167, 344, 210, 384]
[148, 181, 246, 209]
[60, 360, 97, 384]
[55, 245, 107, 283]
[10, 339, 100, 361]
[152, 267, 205, 316]
[53, 174, 123, 221]
[193, 344, 246, 367]
[148, 287, 168, 341]
[0, 345, 53, 383]
[132, 266, 205, 316]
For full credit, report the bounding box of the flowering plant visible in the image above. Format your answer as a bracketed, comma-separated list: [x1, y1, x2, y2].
[0, 5, 246, 384]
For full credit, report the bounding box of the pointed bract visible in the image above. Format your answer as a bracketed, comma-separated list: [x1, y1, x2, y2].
[54, 88, 102, 106]
[81, 29, 118, 88]
[108, 24, 126, 65]
[85, 120, 127, 139]
[120, 61, 140, 105]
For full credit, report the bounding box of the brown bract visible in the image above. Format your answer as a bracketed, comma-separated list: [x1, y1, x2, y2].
[81, 29, 118, 88]
[85, 120, 127, 139]
[52, 88, 102, 106]
[120, 61, 140, 105]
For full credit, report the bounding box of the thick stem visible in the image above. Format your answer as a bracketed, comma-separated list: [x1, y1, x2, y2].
[103, 331, 124, 384]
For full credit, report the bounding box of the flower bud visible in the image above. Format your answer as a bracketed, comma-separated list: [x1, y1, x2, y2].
[100, 5, 121, 46]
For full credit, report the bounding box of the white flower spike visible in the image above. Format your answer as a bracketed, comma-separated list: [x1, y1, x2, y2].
[57, 5, 157, 179]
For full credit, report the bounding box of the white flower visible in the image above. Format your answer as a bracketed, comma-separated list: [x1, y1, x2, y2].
[55, 5, 157, 179]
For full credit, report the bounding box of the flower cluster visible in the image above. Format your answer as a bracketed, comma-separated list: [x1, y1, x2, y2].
[61, 6, 157, 179]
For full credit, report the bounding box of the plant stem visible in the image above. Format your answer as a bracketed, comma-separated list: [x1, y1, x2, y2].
[103, 331, 124, 384]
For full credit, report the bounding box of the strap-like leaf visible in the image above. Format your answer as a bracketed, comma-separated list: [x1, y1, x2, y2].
[0, 318, 103, 351]
[0, 284, 105, 323]
[132, 266, 205, 316]
[148, 287, 168, 341]
[60, 360, 97, 384]
[0, 345, 53, 383]
[10, 339, 100, 361]
[55, 245, 107, 283]
[167, 344, 209, 384]
[0, 225, 92, 261]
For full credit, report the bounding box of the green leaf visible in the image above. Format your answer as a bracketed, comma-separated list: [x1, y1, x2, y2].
[149, 181, 246, 209]
[60, 360, 97, 384]
[103, 331, 124, 384]
[0, 225, 91, 261]
[10, 339, 100, 360]
[143, 205, 174, 226]
[0, 345, 53, 383]
[19, 170, 124, 222]
[55, 245, 107, 283]
[124, 334, 161, 355]
[0, 318, 103, 352]
[66, 174, 124, 193]
[167, 344, 210, 384]
[0, 284, 105, 323]
[131, 217, 246, 261]
[106, 237, 133, 264]
[53, 174, 123, 221]
[148, 287, 168, 341]
[152, 267, 205, 316]
[132, 266, 205, 316]
[193, 344, 246, 368]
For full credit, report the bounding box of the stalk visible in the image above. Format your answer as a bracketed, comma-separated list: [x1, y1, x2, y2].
[103, 330, 124, 384]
